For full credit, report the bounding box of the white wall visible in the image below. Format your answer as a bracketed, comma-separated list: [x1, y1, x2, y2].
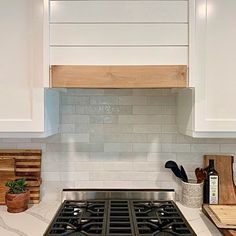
[0, 89, 235, 200]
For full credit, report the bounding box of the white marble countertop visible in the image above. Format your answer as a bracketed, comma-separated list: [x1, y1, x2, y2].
[0, 201, 222, 236]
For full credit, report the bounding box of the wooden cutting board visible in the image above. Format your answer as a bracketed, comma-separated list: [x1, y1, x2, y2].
[204, 155, 236, 204]
[0, 158, 15, 179]
[0, 158, 15, 204]
[209, 205, 236, 225]
[203, 204, 236, 229]
[0, 149, 42, 204]
[221, 229, 236, 236]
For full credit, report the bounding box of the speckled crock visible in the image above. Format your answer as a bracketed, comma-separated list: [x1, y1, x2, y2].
[181, 179, 203, 208]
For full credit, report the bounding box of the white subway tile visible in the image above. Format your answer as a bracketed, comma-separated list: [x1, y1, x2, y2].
[104, 133, 148, 143]
[61, 134, 89, 143]
[90, 152, 120, 161]
[133, 106, 163, 114]
[103, 124, 133, 133]
[61, 105, 75, 114]
[104, 89, 132, 96]
[76, 105, 132, 115]
[119, 152, 147, 161]
[147, 134, 176, 143]
[67, 89, 104, 95]
[131, 181, 162, 188]
[75, 181, 104, 188]
[43, 152, 90, 162]
[102, 181, 134, 188]
[90, 96, 118, 105]
[90, 133, 104, 143]
[162, 144, 191, 153]
[42, 172, 60, 181]
[119, 115, 163, 124]
[133, 125, 162, 134]
[133, 143, 162, 153]
[133, 161, 162, 172]
[104, 143, 132, 152]
[61, 96, 89, 105]
[190, 144, 220, 153]
[0, 143, 17, 148]
[17, 143, 46, 151]
[1, 138, 31, 143]
[147, 153, 176, 162]
[90, 115, 118, 124]
[161, 115, 176, 124]
[46, 143, 103, 152]
[60, 172, 89, 181]
[220, 144, 236, 153]
[75, 124, 90, 133]
[60, 124, 75, 133]
[61, 114, 89, 124]
[147, 96, 176, 106]
[102, 162, 133, 171]
[161, 125, 178, 133]
[119, 96, 147, 105]
[176, 153, 202, 163]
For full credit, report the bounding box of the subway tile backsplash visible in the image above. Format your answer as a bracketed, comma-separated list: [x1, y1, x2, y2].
[1, 89, 236, 200]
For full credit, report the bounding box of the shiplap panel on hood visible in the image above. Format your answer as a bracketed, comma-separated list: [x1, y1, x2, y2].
[50, 24, 188, 46]
[50, 1, 188, 23]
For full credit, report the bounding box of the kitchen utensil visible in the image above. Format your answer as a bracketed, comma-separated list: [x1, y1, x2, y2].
[165, 161, 183, 180]
[204, 155, 236, 204]
[195, 168, 206, 183]
[202, 204, 236, 229]
[180, 165, 188, 183]
[165, 161, 188, 182]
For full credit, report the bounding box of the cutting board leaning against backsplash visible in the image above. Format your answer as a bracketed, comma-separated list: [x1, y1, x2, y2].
[204, 155, 236, 204]
[0, 149, 42, 204]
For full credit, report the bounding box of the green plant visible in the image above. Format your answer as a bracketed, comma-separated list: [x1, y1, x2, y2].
[5, 178, 27, 194]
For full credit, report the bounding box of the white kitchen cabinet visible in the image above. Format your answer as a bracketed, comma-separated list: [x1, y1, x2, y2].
[177, 0, 236, 137]
[50, 0, 188, 65]
[0, 0, 59, 137]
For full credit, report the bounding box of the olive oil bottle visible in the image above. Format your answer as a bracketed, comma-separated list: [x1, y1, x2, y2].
[203, 159, 219, 204]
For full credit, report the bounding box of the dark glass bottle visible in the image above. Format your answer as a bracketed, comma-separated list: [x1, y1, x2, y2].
[203, 160, 219, 204]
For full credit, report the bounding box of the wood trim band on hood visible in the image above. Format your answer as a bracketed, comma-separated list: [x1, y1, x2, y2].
[50, 65, 187, 88]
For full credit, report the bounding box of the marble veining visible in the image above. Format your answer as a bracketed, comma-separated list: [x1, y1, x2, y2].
[24, 211, 51, 224]
[0, 215, 27, 236]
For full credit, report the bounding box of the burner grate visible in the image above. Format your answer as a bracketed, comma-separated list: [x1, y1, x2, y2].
[106, 200, 136, 235]
[44, 200, 196, 236]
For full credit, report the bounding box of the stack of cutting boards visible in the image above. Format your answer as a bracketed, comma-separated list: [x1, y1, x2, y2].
[203, 205, 236, 228]
[202, 155, 236, 236]
[0, 149, 42, 204]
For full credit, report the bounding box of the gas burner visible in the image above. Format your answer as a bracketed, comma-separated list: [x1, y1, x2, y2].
[44, 200, 196, 236]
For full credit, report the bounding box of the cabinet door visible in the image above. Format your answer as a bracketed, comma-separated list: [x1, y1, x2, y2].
[189, 0, 236, 133]
[178, 0, 236, 137]
[0, 0, 44, 132]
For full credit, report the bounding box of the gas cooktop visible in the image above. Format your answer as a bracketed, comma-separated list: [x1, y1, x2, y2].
[44, 189, 196, 236]
[44, 200, 195, 235]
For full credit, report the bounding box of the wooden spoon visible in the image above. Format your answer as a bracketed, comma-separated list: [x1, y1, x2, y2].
[195, 168, 206, 183]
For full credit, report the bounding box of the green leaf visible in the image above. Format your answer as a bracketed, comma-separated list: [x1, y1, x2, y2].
[5, 178, 26, 194]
